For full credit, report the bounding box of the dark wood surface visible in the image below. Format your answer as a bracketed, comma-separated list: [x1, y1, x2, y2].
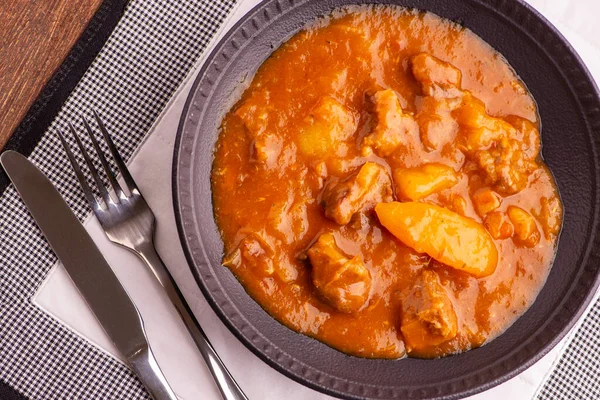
[0, 0, 103, 149]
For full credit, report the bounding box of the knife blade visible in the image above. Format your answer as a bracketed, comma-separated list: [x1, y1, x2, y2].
[1, 151, 176, 400]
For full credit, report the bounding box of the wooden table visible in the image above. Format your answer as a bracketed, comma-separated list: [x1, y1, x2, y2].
[0, 0, 103, 149]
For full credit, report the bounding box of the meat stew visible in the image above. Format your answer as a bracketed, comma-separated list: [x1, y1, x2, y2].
[212, 6, 562, 359]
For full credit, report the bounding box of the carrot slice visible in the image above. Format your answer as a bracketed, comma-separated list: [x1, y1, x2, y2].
[375, 202, 498, 277]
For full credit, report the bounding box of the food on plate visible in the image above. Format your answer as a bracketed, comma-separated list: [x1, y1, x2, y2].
[361, 89, 420, 157]
[322, 161, 393, 225]
[399, 270, 458, 354]
[394, 163, 458, 201]
[212, 6, 562, 358]
[375, 202, 498, 278]
[307, 232, 372, 313]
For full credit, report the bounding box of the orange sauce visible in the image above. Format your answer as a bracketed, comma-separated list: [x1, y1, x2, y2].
[211, 6, 562, 358]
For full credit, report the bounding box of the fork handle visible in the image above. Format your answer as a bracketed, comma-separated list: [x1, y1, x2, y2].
[136, 242, 248, 400]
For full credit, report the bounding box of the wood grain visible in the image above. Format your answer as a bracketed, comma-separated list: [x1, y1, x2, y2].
[0, 0, 103, 149]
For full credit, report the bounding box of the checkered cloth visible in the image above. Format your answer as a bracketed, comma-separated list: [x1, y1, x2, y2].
[0, 0, 236, 398]
[537, 302, 600, 399]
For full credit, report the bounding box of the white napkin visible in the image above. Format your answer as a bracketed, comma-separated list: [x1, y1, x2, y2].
[32, 0, 600, 399]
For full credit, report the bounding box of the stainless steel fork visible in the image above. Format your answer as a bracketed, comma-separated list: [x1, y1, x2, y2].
[58, 111, 247, 400]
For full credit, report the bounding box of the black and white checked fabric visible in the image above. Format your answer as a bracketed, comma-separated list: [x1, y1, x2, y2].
[0, 0, 237, 398]
[537, 301, 600, 399]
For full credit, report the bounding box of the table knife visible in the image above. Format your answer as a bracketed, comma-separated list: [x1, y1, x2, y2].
[1, 151, 177, 400]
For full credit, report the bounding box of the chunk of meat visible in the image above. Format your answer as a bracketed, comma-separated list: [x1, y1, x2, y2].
[507, 206, 541, 247]
[471, 188, 501, 217]
[235, 92, 284, 165]
[268, 195, 309, 244]
[375, 202, 498, 277]
[254, 135, 285, 167]
[533, 196, 563, 240]
[400, 270, 458, 353]
[223, 233, 275, 277]
[474, 138, 538, 195]
[416, 96, 460, 151]
[297, 96, 356, 157]
[394, 163, 459, 201]
[454, 94, 516, 151]
[307, 233, 371, 313]
[410, 53, 462, 95]
[455, 94, 539, 194]
[504, 115, 541, 160]
[223, 232, 298, 282]
[362, 89, 419, 157]
[322, 162, 393, 225]
[235, 91, 272, 137]
[410, 54, 464, 151]
[484, 211, 514, 240]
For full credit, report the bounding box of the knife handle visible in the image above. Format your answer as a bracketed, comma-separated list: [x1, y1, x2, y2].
[129, 345, 178, 400]
[137, 242, 248, 400]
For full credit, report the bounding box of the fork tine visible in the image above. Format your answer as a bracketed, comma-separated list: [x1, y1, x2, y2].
[81, 115, 125, 200]
[92, 110, 137, 194]
[68, 122, 112, 207]
[57, 129, 100, 211]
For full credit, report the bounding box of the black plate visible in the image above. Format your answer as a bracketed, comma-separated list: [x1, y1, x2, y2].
[173, 0, 600, 398]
